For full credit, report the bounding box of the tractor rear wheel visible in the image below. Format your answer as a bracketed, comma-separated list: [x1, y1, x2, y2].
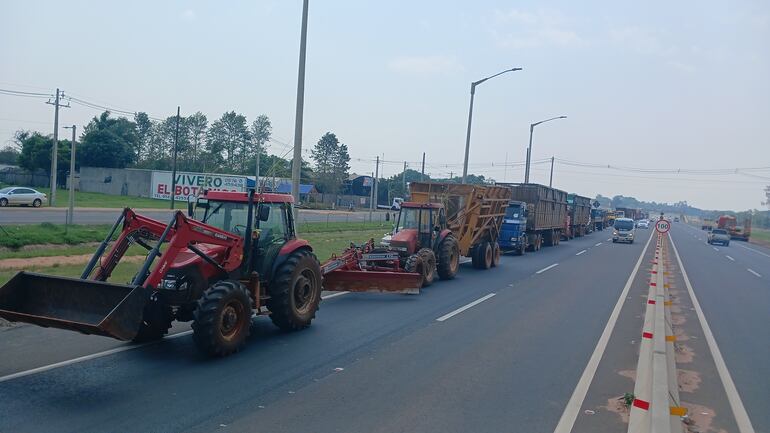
[192, 280, 252, 356]
[436, 236, 460, 280]
[418, 248, 437, 286]
[132, 296, 173, 343]
[267, 250, 322, 331]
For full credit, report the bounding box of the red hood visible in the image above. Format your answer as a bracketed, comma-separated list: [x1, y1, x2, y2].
[171, 243, 229, 268]
[389, 229, 418, 254]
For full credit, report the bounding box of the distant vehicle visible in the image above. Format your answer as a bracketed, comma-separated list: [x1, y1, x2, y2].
[497, 183, 567, 255]
[707, 228, 730, 246]
[391, 197, 404, 210]
[701, 218, 714, 231]
[673, 217, 680, 222]
[716, 215, 751, 241]
[636, 220, 649, 229]
[612, 218, 636, 244]
[0, 186, 46, 207]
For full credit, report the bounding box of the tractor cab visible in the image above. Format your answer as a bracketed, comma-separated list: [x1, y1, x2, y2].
[390, 202, 446, 254]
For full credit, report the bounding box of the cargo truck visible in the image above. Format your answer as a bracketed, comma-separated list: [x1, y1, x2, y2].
[716, 215, 751, 241]
[496, 183, 567, 255]
[567, 194, 592, 237]
[591, 208, 609, 231]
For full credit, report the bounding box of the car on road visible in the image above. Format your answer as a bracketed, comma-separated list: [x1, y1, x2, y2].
[612, 218, 636, 243]
[707, 228, 730, 246]
[0, 186, 46, 207]
[636, 220, 649, 229]
[674, 217, 680, 222]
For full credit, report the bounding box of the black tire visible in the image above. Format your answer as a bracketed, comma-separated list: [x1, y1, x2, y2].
[725, 241, 730, 246]
[267, 249, 322, 331]
[404, 253, 425, 287]
[132, 296, 173, 343]
[436, 236, 460, 280]
[612, 239, 617, 243]
[0, 198, 7, 207]
[491, 243, 501, 267]
[32, 198, 42, 207]
[478, 242, 493, 270]
[192, 280, 252, 356]
[418, 248, 437, 286]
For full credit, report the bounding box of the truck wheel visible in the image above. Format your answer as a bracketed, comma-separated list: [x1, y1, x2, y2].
[491, 243, 501, 267]
[132, 296, 173, 343]
[418, 248, 437, 286]
[437, 236, 460, 280]
[404, 253, 425, 287]
[268, 250, 322, 331]
[478, 242, 493, 269]
[192, 280, 252, 356]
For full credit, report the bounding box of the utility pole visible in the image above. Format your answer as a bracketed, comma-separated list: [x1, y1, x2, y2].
[549, 156, 555, 187]
[368, 171, 375, 222]
[46, 88, 67, 205]
[291, 0, 310, 211]
[402, 161, 407, 193]
[503, 152, 508, 182]
[63, 125, 76, 225]
[373, 156, 379, 209]
[421, 152, 425, 181]
[255, 151, 261, 192]
[170, 106, 181, 210]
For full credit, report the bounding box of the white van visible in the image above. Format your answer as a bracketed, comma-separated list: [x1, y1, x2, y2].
[612, 218, 636, 244]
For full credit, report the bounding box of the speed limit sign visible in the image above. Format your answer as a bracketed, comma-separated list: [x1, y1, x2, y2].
[656, 219, 671, 234]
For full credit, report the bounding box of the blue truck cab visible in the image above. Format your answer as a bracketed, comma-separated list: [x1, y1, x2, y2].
[499, 201, 528, 253]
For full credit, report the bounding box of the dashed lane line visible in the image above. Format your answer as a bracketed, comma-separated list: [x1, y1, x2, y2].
[435, 293, 496, 322]
[736, 243, 770, 259]
[594, 242, 602, 247]
[726, 255, 735, 262]
[535, 263, 559, 274]
[575, 250, 587, 256]
[747, 269, 761, 278]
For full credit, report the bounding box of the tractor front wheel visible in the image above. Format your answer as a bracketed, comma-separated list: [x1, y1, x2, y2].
[192, 280, 252, 357]
[418, 248, 437, 286]
[268, 250, 322, 331]
[436, 236, 460, 280]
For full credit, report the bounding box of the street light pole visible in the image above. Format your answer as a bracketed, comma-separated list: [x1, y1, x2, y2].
[63, 125, 76, 225]
[291, 0, 310, 210]
[461, 67, 523, 184]
[524, 115, 567, 184]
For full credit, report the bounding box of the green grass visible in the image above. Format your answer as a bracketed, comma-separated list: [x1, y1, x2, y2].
[750, 227, 770, 248]
[0, 261, 139, 286]
[30, 186, 186, 209]
[304, 229, 389, 262]
[0, 223, 113, 249]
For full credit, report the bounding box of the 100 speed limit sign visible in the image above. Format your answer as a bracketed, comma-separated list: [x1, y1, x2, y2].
[656, 219, 671, 234]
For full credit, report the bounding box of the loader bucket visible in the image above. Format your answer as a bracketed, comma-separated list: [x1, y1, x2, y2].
[323, 270, 422, 295]
[0, 272, 149, 341]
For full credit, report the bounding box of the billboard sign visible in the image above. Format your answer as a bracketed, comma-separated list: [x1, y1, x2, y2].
[151, 171, 247, 201]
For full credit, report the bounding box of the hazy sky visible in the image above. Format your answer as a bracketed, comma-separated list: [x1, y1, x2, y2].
[2, 1, 768, 210]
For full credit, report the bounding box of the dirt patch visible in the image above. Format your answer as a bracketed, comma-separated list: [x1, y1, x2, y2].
[681, 402, 724, 433]
[602, 396, 630, 424]
[674, 326, 690, 341]
[676, 343, 695, 363]
[0, 254, 145, 270]
[670, 304, 682, 314]
[678, 369, 702, 393]
[618, 369, 636, 381]
[671, 314, 686, 326]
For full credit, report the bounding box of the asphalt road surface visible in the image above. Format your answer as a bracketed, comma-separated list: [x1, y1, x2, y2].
[0, 207, 391, 225]
[0, 223, 766, 433]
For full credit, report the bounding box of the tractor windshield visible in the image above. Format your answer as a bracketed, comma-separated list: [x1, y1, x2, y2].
[398, 207, 431, 232]
[200, 201, 250, 235]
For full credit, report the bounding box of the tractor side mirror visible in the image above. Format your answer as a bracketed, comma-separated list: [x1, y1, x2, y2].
[258, 205, 270, 222]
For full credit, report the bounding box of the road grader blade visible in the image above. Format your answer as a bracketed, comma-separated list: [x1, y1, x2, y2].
[321, 241, 423, 294]
[0, 272, 148, 341]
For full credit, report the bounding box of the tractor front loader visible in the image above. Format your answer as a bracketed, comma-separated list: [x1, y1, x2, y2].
[0, 190, 326, 357]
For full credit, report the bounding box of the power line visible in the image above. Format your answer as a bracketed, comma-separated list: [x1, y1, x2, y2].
[0, 88, 53, 98]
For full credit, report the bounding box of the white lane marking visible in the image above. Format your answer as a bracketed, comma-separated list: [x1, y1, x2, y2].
[594, 242, 602, 247]
[535, 263, 559, 274]
[726, 255, 735, 262]
[669, 234, 756, 433]
[713, 246, 719, 251]
[747, 269, 761, 278]
[0, 291, 350, 384]
[736, 243, 770, 259]
[321, 291, 349, 300]
[435, 293, 496, 322]
[0, 330, 193, 384]
[553, 229, 654, 433]
[606, 238, 612, 241]
[575, 250, 587, 256]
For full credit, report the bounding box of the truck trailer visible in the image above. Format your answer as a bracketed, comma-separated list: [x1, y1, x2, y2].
[567, 194, 592, 237]
[496, 183, 567, 254]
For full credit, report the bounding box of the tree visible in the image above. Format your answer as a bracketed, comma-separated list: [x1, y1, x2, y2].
[311, 132, 348, 193]
[134, 112, 153, 163]
[16, 131, 71, 175]
[0, 146, 19, 165]
[246, 114, 272, 176]
[207, 111, 251, 173]
[78, 112, 137, 168]
[186, 112, 208, 171]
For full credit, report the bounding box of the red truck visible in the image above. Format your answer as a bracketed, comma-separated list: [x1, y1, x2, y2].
[716, 215, 751, 241]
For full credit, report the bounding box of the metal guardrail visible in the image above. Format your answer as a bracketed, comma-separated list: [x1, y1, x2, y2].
[628, 232, 687, 433]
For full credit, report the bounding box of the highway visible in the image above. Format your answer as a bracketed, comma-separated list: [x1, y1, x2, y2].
[0, 224, 766, 433]
[0, 207, 391, 225]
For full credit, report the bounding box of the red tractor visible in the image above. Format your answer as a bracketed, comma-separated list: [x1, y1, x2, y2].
[0, 190, 324, 357]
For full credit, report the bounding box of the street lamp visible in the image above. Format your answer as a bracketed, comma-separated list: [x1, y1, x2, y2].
[461, 67, 523, 184]
[524, 115, 567, 184]
[62, 125, 76, 225]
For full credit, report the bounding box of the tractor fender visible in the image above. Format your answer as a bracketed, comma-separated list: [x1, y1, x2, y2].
[438, 229, 453, 243]
[270, 240, 313, 280]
